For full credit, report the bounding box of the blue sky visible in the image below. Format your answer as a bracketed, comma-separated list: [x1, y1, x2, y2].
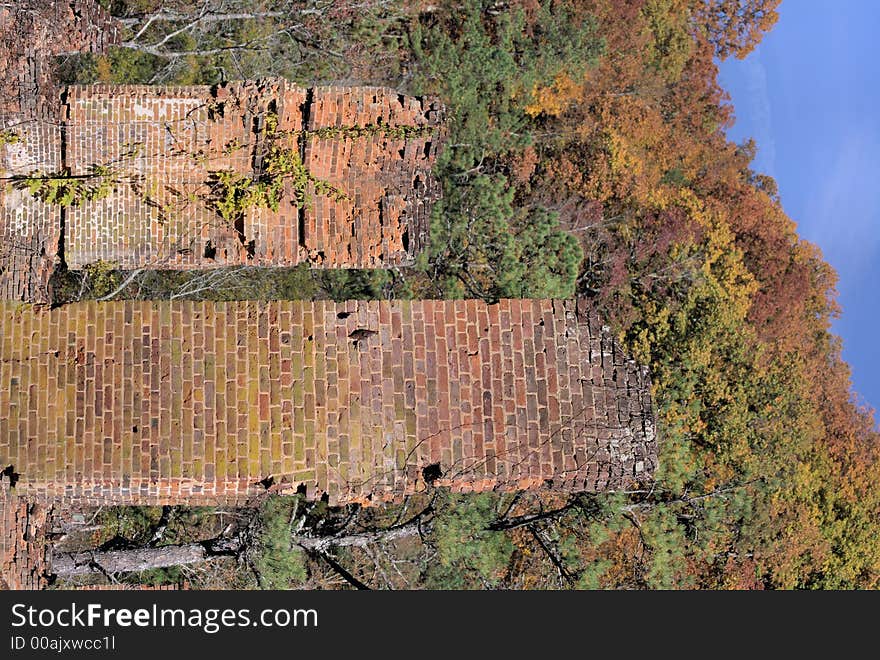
[718, 0, 880, 413]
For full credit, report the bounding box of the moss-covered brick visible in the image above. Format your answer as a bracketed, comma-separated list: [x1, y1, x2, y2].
[0, 300, 655, 507]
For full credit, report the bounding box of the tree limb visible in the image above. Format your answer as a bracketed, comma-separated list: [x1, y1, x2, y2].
[295, 519, 424, 553]
[314, 551, 371, 590]
[51, 537, 240, 577]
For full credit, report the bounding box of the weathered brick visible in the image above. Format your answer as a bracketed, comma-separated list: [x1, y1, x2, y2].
[0, 1, 119, 303]
[0, 299, 657, 509]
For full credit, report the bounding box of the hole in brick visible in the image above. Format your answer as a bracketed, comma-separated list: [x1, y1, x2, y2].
[424, 141, 432, 158]
[320, 492, 330, 503]
[398, 146, 406, 158]
[207, 101, 225, 120]
[348, 329, 377, 345]
[300, 88, 313, 131]
[2, 465, 20, 489]
[246, 240, 256, 259]
[203, 241, 217, 260]
[296, 483, 307, 495]
[337, 312, 352, 320]
[257, 475, 274, 490]
[401, 228, 409, 252]
[413, 174, 423, 191]
[132, 425, 138, 433]
[422, 463, 442, 485]
[397, 93, 406, 107]
[307, 335, 313, 341]
[234, 215, 246, 245]
[298, 210, 306, 246]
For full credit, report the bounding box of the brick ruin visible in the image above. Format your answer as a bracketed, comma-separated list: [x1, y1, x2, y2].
[0, 0, 119, 122]
[0, 299, 657, 588]
[0, 299, 656, 505]
[0, 0, 120, 303]
[63, 82, 442, 270]
[0, 479, 49, 590]
[1, 81, 444, 301]
[1, 1, 443, 302]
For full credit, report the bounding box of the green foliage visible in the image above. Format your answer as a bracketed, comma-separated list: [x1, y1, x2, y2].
[424, 174, 582, 299]
[96, 506, 164, 545]
[82, 260, 122, 299]
[94, 504, 226, 542]
[12, 165, 118, 206]
[639, 506, 693, 588]
[499, 206, 583, 298]
[0, 129, 20, 148]
[252, 496, 307, 589]
[315, 269, 397, 301]
[409, 0, 600, 169]
[423, 492, 514, 589]
[409, 0, 594, 299]
[211, 131, 345, 223]
[81, 50, 165, 85]
[14, 165, 118, 207]
[211, 169, 262, 222]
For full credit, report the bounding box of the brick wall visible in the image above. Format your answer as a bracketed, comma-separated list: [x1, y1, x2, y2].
[303, 86, 441, 265]
[0, 0, 119, 124]
[0, 299, 657, 507]
[0, 0, 119, 303]
[0, 476, 49, 590]
[0, 122, 62, 302]
[62, 82, 444, 271]
[63, 81, 301, 270]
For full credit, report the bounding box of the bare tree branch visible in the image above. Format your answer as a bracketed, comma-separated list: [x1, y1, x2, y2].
[295, 519, 424, 553]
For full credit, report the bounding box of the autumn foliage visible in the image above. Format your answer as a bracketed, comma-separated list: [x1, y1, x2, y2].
[518, 0, 877, 588]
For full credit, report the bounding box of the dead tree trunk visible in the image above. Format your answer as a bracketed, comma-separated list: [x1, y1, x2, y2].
[294, 520, 423, 553]
[50, 521, 426, 578]
[51, 538, 241, 578]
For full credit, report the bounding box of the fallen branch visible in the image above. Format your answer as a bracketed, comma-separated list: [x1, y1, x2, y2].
[52, 537, 241, 577]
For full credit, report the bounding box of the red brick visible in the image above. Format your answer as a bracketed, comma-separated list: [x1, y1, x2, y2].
[0, 299, 656, 510]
